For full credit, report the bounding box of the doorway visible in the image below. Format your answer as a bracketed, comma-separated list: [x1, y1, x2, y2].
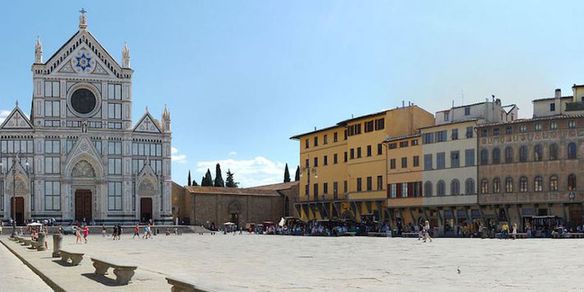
[140, 198, 153, 223]
[230, 213, 239, 227]
[10, 197, 24, 225]
[75, 189, 92, 224]
[568, 204, 583, 227]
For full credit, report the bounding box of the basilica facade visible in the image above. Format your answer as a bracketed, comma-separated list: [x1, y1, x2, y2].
[0, 12, 172, 225]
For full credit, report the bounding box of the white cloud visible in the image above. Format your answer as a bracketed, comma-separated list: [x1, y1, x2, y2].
[0, 110, 10, 123]
[196, 156, 285, 188]
[171, 147, 187, 164]
[228, 151, 237, 157]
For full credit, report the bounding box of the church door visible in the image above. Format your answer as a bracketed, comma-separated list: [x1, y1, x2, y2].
[10, 197, 24, 225]
[140, 198, 152, 223]
[75, 190, 92, 224]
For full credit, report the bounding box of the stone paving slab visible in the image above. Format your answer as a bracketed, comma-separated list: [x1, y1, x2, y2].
[0, 237, 52, 292]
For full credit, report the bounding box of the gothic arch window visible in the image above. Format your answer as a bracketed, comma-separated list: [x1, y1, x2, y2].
[568, 143, 577, 159]
[492, 148, 501, 164]
[480, 149, 489, 165]
[549, 143, 558, 160]
[437, 180, 446, 196]
[465, 178, 475, 194]
[424, 181, 433, 197]
[534, 144, 543, 161]
[519, 176, 528, 192]
[493, 177, 501, 193]
[534, 176, 543, 192]
[549, 175, 558, 191]
[450, 179, 460, 195]
[505, 146, 514, 163]
[568, 174, 577, 191]
[519, 145, 528, 162]
[480, 179, 489, 194]
[505, 177, 513, 193]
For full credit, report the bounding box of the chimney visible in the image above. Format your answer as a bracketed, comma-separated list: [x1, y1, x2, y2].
[555, 88, 561, 98]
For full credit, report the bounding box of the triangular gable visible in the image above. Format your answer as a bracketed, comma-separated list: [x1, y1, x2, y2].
[51, 42, 118, 78]
[43, 30, 128, 78]
[133, 112, 162, 133]
[0, 106, 33, 129]
[66, 136, 102, 167]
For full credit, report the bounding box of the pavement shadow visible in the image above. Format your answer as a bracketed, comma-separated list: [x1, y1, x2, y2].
[52, 259, 78, 267]
[81, 273, 121, 287]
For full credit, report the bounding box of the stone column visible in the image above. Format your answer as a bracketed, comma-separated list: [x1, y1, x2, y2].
[36, 232, 47, 251]
[52, 234, 62, 257]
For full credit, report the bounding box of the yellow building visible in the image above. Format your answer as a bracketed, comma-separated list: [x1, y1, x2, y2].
[291, 105, 434, 222]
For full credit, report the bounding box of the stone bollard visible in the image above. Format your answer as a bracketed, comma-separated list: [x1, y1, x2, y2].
[36, 232, 47, 251]
[52, 234, 63, 257]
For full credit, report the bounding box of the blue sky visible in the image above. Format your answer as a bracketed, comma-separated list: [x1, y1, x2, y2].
[1, 1, 583, 186]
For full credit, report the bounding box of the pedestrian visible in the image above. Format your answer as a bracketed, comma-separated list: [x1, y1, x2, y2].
[512, 223, 518, 240]
[423, 220, 433, 243]
[112, 225, 118, 240]
[83, 225, 89, 244]
[75, 226, 82, 244]
[133, 224, 140, 239]
[102, 225, 106, 237]
[117, 224, 122, 239]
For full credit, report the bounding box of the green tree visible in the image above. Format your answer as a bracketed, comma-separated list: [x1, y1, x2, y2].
[284, 163, 291, 183]
[214, 163, 225, 187]
[294, 166, 300, 181]
[226, 169, 239, 188]
[187, 170, 192, 186]
[201, 176, 206, 186]
[201, 169, 213, 186]
[192, 178, 199, 186]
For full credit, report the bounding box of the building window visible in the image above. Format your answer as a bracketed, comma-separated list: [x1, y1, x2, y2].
[375, 118, 385, 130]
[493, 177, 501, 193]
[549, 143, 558, 160]
[451, 129, 458, 140]
[423, 133, 434, 144]
[390, 159, 396, 169]
[44, 101, 60, 117]
[568, 174, 577, 191]
[45, 140, 60, 154]
[44, 181, 61, 211]
[480, 149, 489, 165]
[411, 139, 419, 146]
[323, 155, 328, 166]
[390, 184, 397, 198]
[568, 120, 576, 129]
[424, 154, 433, 170]
[366, 177, 372, 191]
[481, 129, 488, 137]
[44, 81, 60, 97]
[481, 179, 489, 194]
[444, 112, 450, 122]
[550, 121, 558, 130]
[333, 154, 338, 164]
[568, 142, 577, 159]
[436, 152, 445, 169]
[401, 183, 408, 198]
[357, 147, 362, 158]
[367, 145, 372, 157]
[343, 180, 348, 193]
[401, 157, 407, 168]
[305, 139, 309, 149]
[365, 121, 374, 133]
[344, 152, 348, 162]
[436, 131, 447, 142]
[305, 159, 309, 168]
[333, 132, 338, 142]
[108, 182, 123, 211]
[305, 185, 309, 196]
[424, 181, 432, 197]
[377, 144, 383, 155]
[437, 180, 445, 196]
[333, 182, 338, 197]
[505, 126, 513, 135]
[505, 177, 513, 193]
[323, 182, 328, 194]
[108, 83, 122, 100]
[492, 148, 501, 164]
[323, 135, 328, 145]
[519, 176, 528, 192]
[504, 146, 513, 163]
[550, 103, 556, 112]
[519, 145, 528, 162]
[493, 128, 500, 136]
[108, 103, 122, 120]
[313, 157, 318, 167]
[313, 183, 319, 197]
[108, 141, 122, 155]
[534, 123, 542, 131]
[314, 137, 318, 147]
[108, 158, 122, 175]
[465, 149, 475, 166]
[549, 175, 558, 191]
[534, 176, 543, 192]
[377, 176, 383, 191]
[465, 178, 475, 194]
[464, 106, 471, 116]
[534, 144, 543, 161]
[465, 127, 473, 138]
[356, 178, 362, 192]
[519, 125, 528, 133]
[451, 179, 460, 195]
[450, 151, 460, 168]
[413, 156, 419, 167]
[44, 157, 60, 174]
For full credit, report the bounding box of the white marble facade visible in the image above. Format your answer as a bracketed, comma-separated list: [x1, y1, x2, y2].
[0, 11, 172, 225]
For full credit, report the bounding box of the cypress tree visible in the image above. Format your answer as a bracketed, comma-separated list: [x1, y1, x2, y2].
[192, 179, 199, 186]
[204, 169, 213, 186]
[294, 166, 300, 181]
[226, 169, 238, 188]
[284, 163, 291, 183]
[187, 170, 192, 186]
[201, 176, 206, 186]
[214, 163, 225, 187]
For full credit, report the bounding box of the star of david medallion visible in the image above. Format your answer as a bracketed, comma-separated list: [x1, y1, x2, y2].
[73, 49, 96, 73]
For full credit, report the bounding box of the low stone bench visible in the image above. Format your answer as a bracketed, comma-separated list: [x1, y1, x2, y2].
[91, 258, 137, 285]
[30, 240, 40, 249]
[166, 277, 213, 292]
[22, 239, 32, 246]
[60, 250, 84, 266]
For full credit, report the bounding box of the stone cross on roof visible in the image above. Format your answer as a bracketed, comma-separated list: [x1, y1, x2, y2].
[79, 8, 88, 29]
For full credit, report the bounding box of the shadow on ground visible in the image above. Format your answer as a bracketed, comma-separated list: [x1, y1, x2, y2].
[82, 273, 121, 287]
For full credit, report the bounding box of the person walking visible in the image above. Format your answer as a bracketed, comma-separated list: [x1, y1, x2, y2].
[75, 226, 82, 244]
[117, 224, 123, 240]
[133, 224, 140, 239]
[83, 225, 89, 244]
[101, 225, 106, 237]
[112, 225, 118, 240]
[512, 223, 518, 240]
[423, 220, 433, 243]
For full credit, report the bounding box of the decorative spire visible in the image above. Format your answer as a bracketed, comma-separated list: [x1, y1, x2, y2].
[79, 8, 88, 30]
[145, 106, 149, 114]
[35, 37, 43, 63]
[122, 42, 131, 68]
[161, 104, 171, 132]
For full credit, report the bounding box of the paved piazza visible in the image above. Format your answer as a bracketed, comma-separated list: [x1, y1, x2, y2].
[2, 234, 584, 291]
